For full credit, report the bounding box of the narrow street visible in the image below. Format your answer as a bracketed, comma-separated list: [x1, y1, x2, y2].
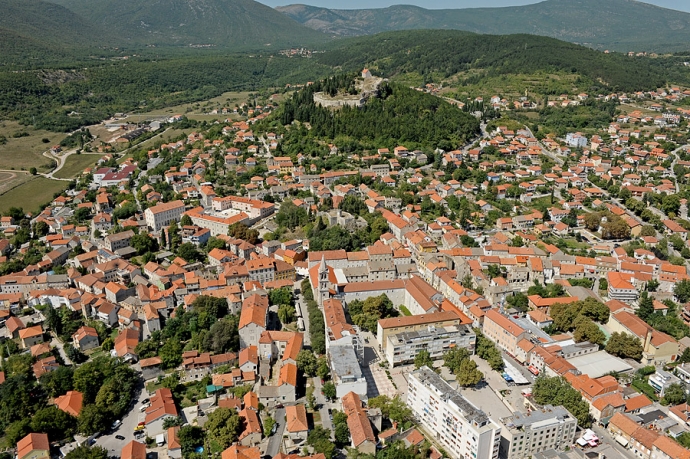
[264, 407, 286, 457]
[312, 377, 333, 435]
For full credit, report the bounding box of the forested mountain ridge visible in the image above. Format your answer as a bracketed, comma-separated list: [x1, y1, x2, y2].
[44, 0, 329, 48]
[0, 0, 113, 63]
[1, 30, 688, 134]
[316, 30, 690, 93]
[277, 0, 690, 52]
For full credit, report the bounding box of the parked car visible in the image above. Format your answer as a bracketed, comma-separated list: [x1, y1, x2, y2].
[112, 420, 122, 430]
[115, 435, 125, 440]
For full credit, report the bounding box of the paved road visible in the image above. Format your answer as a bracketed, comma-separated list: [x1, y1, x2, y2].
[312, 377, 333, 435]
[50, 336, 72, 365]
[293, 279, 310, 347]
[93, 380, 148, 455]
[591, 425, 638, 459]
[265, 407, 286, 457]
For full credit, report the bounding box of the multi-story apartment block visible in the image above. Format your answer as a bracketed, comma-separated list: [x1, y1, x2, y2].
[408, 367, 501, 459]
[385, 324, 475, 367]
[499, 406, 578, 458]
[482, 309, 528, 356]
[144, 200, 185, 231]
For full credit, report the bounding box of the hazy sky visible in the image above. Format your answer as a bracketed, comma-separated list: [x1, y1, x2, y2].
[264, 0, 690, 12]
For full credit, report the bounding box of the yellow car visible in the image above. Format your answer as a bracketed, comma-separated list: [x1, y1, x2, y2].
[133, 425, 145, 432]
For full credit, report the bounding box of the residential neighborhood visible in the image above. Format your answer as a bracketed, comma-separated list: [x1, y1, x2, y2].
[2, 74, 690, 459]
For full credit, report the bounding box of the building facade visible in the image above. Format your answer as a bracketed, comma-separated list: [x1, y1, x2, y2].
[385, 324, 475, 367]
[408, 367, 501, 459]
[499, 406, 578, 458]
[144, 200, 185, 231]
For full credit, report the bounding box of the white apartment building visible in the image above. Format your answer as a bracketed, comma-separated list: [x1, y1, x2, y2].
[144, 200, 185, 231]
[499, 406, 578, 459]
[408, 367, 501, 459]
[385, 324, 475, 367]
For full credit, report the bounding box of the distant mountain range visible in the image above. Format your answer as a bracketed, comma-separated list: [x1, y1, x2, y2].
[0, 0, 328, 63]
[47, 0, 328, 48]
[2, 0, 690, 67]
[277, 0, 690, 52]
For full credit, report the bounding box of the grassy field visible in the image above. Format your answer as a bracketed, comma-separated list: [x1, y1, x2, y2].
[0, 171, 33, 195]
[450, 71, 581, 101]
[124, 90, 252, 123]
[53, 154, 102, 179]
[0, 121, 64, 171]
[0, 177, 68, 214]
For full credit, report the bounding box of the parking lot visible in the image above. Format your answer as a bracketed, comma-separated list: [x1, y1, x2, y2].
[93, 381, 150, 454]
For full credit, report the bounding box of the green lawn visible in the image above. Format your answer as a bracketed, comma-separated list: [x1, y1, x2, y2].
[0, 177, 68, 214]
[53, 154, 101, 179]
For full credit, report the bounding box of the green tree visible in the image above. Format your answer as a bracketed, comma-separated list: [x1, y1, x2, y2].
[30, 405, 76, 440]
[579, 298, 610, 323]
[159, 339, 183, 369]
[322, 381, 336, 401]
[639, 225, 656, 237]
[476, 331, 504, 371]
[177, 242, 204, 262]
[277, 304, 296, 325]
[334, 421, 350, 447]
[177, 426, 205, 456]
[573, 316, 606, 345]
[227, 222, 259, 244]
[307, 426, 336, 458]
[506, 293, 529, 313]
[605, 332, 643, 361]
[66, 343, 87, 364]
[679, 347, 690, 364]
[131, 233, 159, 255]
[533, 376, 591, 426]
[443, 347, 470, 373]
[414, 349, 434, 370]
[0, 374, 45, 429]
[206, 236, 226, 251]
[202, 316, 239, 353]
[64, 445, 109, 459]
[33, 220, 49, 237]
[77, 404, 108, 435]
[350, 294, 398, 332]
[317, 356, 330, 380]
[263, 417, 276, 437]
[584, 212, 602, 231]
[205, 407, 244, 449]
[456, 359, 483, 387]
[269, 287, 293, 306]
[675, 279, 690, 303]
[296, 350, 318, 376]
[276, 202, 309, 230]
[180, 214, 193, 226]
[662, 383, 687, 406]
[39, 365, 74, 397]
[163, 417, 184, 429]
[637, 291, 654, 321]
[4, 419, 31, 447]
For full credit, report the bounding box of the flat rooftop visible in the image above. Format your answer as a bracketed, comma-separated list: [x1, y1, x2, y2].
[567, 350, 633, 378]
[412, 366, 489, 426]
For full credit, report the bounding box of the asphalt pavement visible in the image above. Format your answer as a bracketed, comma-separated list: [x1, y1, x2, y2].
[312, 378, 333, 435]
[265, 407, 286, 457]
[93, 381, 149, 454]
